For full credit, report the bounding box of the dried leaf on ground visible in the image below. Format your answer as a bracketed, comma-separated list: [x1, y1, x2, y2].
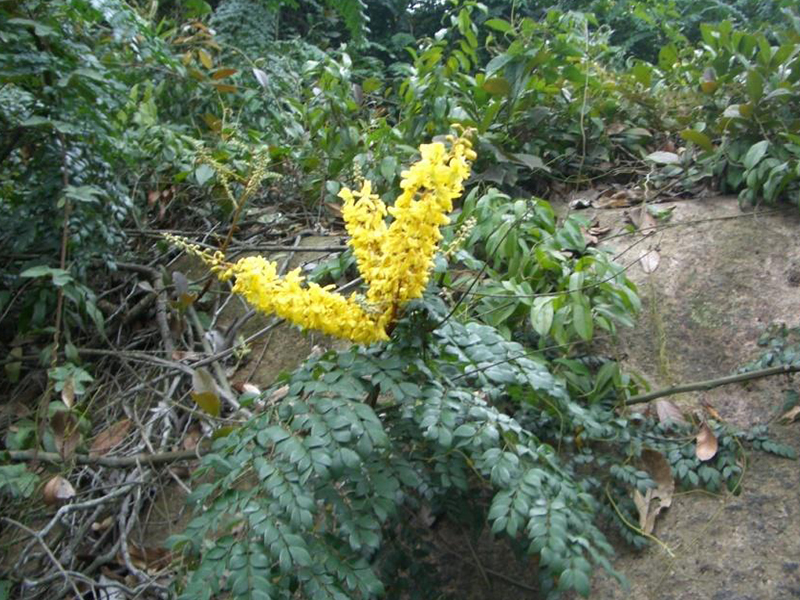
[646, 150, 681, 165]
[267, 384, 289, 405]
[182, 425, 203, 451]
[90, 419, 132, 458]
[171, 350, 199, 361]
[626, 204, 658, 234]
[640, 249, 661, 274]
[51, 411, 80, 460]
[594, 189, 642, 209]
[701, 399, 723, 421]
[127, 544, 172, 573]
[241, 383, 261, 396]
[654, 399, 688, 426]
[191, 368, 221, 417]
[780, 405, 800, 423]
[582, 226, 599, 246]
[696, 422, 719, 461]
[588, 225, 611, 238]
[632, 449, 675, 534]
[43, 475, 76, 505]
[91, 516, 114, 532]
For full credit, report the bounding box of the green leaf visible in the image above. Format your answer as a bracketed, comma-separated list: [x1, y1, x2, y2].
[658, 44, 678, 70]
[288, 545, 311, 567]
[573, 569, 591, 597]
[482, 77, 511, 96]
[680, 130, 714, 153]
[0, 464, 39, 499]
[746, 70, 763, 102]
[191, 368, 221, 417]
[743, 140, 769, 170]
[484, 18, 512, 34]
[531, 297, 554, 337]
[380, 156, 397, 180]
[195, 164, 215, 186]
[572, 296, 593, 341]
[0, 579, 11, 600]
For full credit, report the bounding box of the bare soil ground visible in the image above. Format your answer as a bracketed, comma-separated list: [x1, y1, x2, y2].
[581, 195, 800, 599]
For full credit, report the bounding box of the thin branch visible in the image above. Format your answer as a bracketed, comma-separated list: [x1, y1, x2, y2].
[2, 517, 83, 599]
[625, 364, 800, 405]
[6, 448, 206, 468]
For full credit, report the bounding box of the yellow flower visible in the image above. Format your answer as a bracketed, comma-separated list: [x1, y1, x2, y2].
[228, 256, 388, 344]
[174, 133, 475, 344]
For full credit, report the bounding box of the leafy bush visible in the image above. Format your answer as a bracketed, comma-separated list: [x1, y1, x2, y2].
[448, 188, 639, 344]
[656, 15, 800, 205]
[172, 295, 624, 599]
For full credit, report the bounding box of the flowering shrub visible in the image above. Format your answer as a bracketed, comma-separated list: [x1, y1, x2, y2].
[170, 134, 475, 344]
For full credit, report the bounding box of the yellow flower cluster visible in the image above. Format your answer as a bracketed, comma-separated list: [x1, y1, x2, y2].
[224, 256, 385, 343]
[210, 134, 475, 344]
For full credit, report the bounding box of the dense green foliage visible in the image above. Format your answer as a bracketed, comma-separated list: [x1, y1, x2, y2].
[1, 0, 798, 598]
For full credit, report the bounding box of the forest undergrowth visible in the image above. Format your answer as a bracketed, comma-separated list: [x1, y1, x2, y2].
[1, 1, 800, 599]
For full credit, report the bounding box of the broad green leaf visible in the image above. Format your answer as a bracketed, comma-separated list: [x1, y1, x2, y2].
[631, 62, 652, 87]
[195, 164, 215, 186]
[362, 76, 381, 94]
[482, 77, 511, 96]
[484, 18, 512, 34]
[680, 129, 714, 153]
[658, 44, 678, 70]
[531, 297, 554, 337]
[380, 156, 397, 180]
[572, 296, 593, 341]
[485, 54, 513, 77]
[743, 140, 769, 170]
[746, 70, 764, 102]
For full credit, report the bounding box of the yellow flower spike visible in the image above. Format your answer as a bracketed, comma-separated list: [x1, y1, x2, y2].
[340, 179, 388, 289]
[171, 132, 475, 344]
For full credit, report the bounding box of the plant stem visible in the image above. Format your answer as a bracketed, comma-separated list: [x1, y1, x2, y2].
[625, 364, 800, 405]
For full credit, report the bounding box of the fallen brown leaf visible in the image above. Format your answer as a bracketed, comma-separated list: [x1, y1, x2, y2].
[780, 405, 800, 423]
[43, 475, 76, 505]
[640, 249, 661, 274]
[91, 516, 114, 532]
[60, 378, 75, 409]
[696, 422, 718, 461]
[654, 399, 688, 426]
[701, 399, 723, 421]
[632, 449, 674, 534]
[267, 384, 289, 405]
[182, 425, 203, 451]
[606, 122, 626, 135]
[588, 226, 611, 238]
[626, 204, 658, 234]
[90, 419, 132, 458]
[127, 543, 172, 573]
[241, 383, 261, 396]
[51, 411, 80, 460]
[593, 189, 640, 209]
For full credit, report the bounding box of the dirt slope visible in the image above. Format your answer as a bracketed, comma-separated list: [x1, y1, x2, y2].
[585, 195, 800, 599]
